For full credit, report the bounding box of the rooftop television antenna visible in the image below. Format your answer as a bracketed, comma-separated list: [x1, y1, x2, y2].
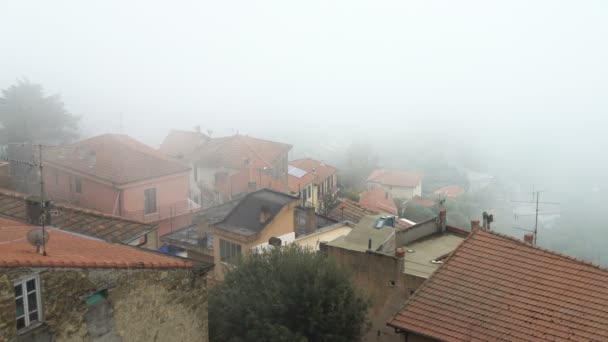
[27, 228, 50, 254]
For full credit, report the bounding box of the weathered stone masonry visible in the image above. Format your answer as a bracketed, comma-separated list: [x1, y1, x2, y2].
[0, 267, 208, 342]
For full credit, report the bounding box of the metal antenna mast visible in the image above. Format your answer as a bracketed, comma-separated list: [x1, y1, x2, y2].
[512, 188, 561, 246]
[38, 144, 47, 256]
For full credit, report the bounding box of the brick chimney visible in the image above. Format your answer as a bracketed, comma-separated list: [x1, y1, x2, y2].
[470, 219, 481, 232]
[438, 209, 447, 233]
[395, 247, 405, 258]
[523, 233, 534, 244]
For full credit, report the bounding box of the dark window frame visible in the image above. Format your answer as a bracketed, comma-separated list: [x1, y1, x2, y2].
[14, 275, 42, 330]
[220, 238, 242, 263]
[144, 188, 157, 215]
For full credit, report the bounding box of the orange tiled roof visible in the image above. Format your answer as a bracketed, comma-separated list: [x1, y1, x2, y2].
[194, 135, 291, 169]
[328, 199, 378, 223]
[366, 169, 422, 188]
[409, 195, 436, 208]
[0, 190, 155, 244]
[287, 172, 315, 193]
[433, 185, 465, 198]
[160, 129, 210, 158]
[358, 188, 398, 215]
[289, 159, 337, 183]
[0, 217, 191, 269]
[388, 229, 608, 341]
[44, 134, 190, 185]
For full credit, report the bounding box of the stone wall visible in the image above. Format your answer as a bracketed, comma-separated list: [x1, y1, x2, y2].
[0, 266, 208, 342]
[327, 246, 428, 342]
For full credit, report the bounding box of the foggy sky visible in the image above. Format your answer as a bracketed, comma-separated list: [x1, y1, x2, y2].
[2, 0, 607, 189]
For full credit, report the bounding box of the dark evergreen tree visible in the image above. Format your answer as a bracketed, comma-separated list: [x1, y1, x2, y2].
[209, 245, 369, 342]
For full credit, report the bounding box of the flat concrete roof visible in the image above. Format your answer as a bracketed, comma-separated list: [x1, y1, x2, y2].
[327, 215, 394, 252]
[402, 232, 464, 278]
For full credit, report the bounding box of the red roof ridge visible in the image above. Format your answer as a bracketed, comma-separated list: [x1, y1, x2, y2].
[0, 222, 194, 269]
[481, 229, 608, 272]
[237, 135, 273, 168]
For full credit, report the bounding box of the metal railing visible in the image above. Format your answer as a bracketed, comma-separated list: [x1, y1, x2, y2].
[123, 200, 197, 223]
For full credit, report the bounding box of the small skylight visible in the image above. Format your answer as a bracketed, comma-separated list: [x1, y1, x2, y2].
[288, 165, 308, 178]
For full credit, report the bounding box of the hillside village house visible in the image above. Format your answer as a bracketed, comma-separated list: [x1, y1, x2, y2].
[366, 169, 422, 200]
[387, 224, 608, 342]
[39, 134, 194, 236]
[0, 189, 159, 249]
[433, 184, 465, 198]
[327, 208, 468, 341]
[288, 158, 337, 212]
[161, 132, 291, 208]
[159, 129, 211, 206]
[162, 189, 298, 280]
[358, 187, 398, 215]
[0, 217, 211, 342]
[162, 190, 352, 268]
[287, 164, 315, 207]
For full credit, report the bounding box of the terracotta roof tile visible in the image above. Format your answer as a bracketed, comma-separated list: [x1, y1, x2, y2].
[366, 169, 422, 187]
[358, 188, 398, 215]
[388, 230, 608, 341]
[160, 129, 210, 158]
[287, 167, 315, 193]
[0, 190, 155, 243]
[0, 217, 191, 269]
[44, 134, 190, 185]
[433, 185, 466, 198]
[194, 135, 291, 169]
[328, 200, 378, 223]
[289, 159, 337, 184]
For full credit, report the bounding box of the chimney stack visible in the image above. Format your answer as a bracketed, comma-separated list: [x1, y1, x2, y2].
[470, 219, 481, 232]
[523, 233, 534, 245]
[438, 209, 447, 233]
[26, 197, 51, 226]
[395, 247, 405, 258]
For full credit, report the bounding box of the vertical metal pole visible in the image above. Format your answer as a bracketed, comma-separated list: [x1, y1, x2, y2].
[534, 191, 539, 246]
[39, 144, 46, 256]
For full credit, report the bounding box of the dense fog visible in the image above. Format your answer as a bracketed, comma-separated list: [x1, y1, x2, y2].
[2, 0, 607, 263]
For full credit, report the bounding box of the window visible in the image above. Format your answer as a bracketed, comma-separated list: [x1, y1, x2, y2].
[144, 188, 157, 215]
[220, 239, 241, 263]
[69, 175, 82, 193]
[14, 275, 42, 330]
[307, 185, 312, 199]
[75, 176, 82, 193]
[193, 164, 198, 182]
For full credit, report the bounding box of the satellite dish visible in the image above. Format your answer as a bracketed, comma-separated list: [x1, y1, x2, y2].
[27, 228, 49, 253]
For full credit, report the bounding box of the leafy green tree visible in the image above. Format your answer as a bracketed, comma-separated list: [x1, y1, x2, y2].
[209, 245, 370, 342]
[0, 80, 79, 144]
[320, 191, 340, 215]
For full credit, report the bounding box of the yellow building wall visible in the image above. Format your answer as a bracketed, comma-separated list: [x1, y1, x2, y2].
[212, 202, 297, 280]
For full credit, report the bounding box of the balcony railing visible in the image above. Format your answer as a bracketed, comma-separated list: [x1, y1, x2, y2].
[123, 200, 200, 223]
[45, 188, 199, 223]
